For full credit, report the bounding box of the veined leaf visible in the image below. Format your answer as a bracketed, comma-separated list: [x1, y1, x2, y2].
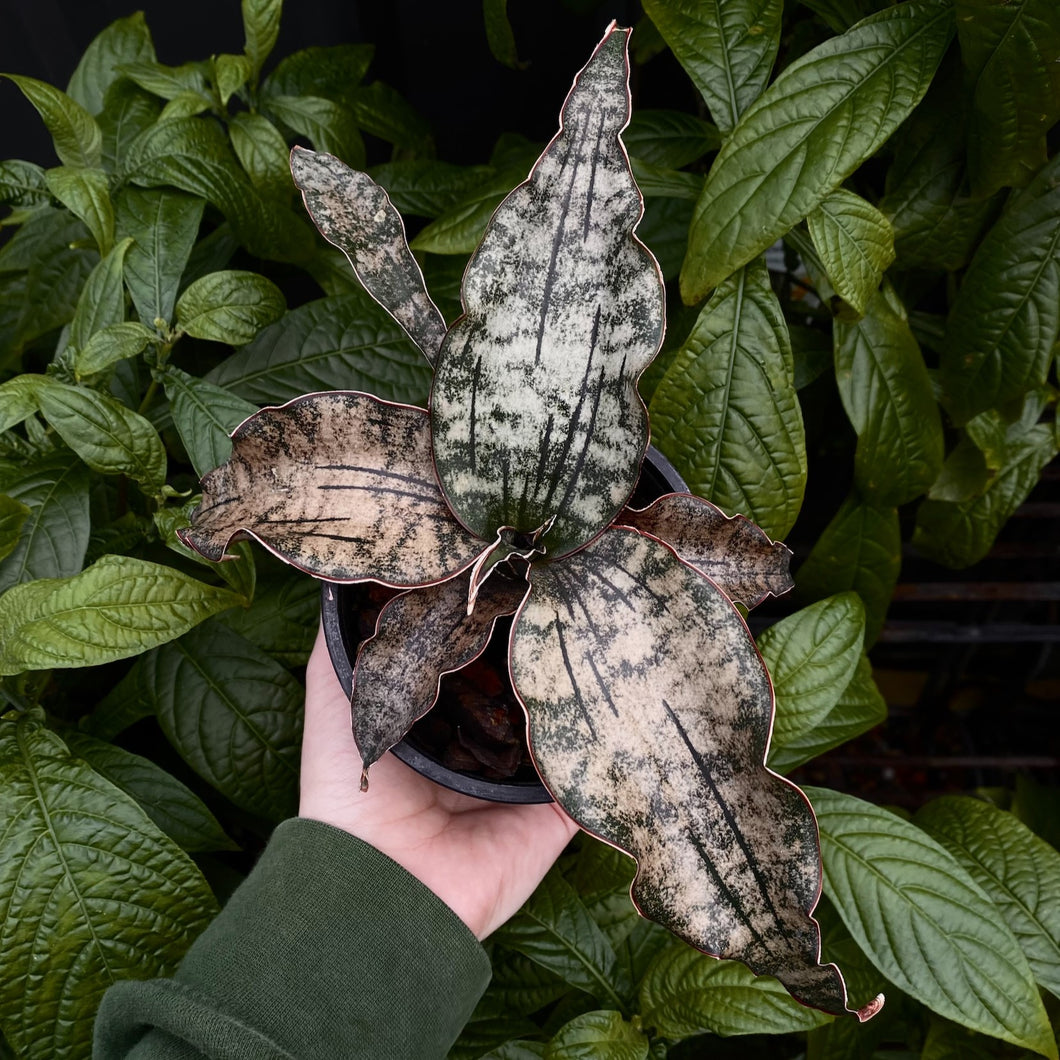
[0, 714, 216, 1060]
[229, 113, 291, 201]
[73, 321, 154, 379]
[834, 289, 943, 506]
[262, 43, 375, 101]
[175, 269, 285, 345]
[98, 81, 162, 176]
[914, 796, 1060, 1000]
[66, 11, 156, 116]
[69, 237, 133, 352]
[624, 110, 720, 170]
[180, 391, 487, 586]
[809, 787, 1057, 1058]
[650, 258, 806, 540]
[345, 81, 432, 153]
[213, 53, 252, 106]
[242, 0, 282, 81]
[370, 159, 496, 220]
[0, 496, 30, 563]
[157, 94, 213, 124]
[1, 74, 103, 169]
[511, 529, 874, 1018]
[641, 0, 780, 135]
[681, 0, 953, 301]
[268, 96, 365, 170]
[0, 159, 49, 209]
[472, 950, 568, 1021]
[617, 492, 792, 609]
[43, 166, 114, 255]
[939, 154, 1060, 424]
[0, 375, 44, 434]
[408, 171, 517, 255]
[956, 0, 1060, 196]
[116, 60, 207, 100]
[806, 190, 894, 315]
[546, 1011, 648, 1060]
[292, 148, 447, 364]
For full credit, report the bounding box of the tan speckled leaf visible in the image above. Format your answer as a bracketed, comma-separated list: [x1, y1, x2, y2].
[179, 391, 486, 587]
[430, 25, 664, 558]
[291, 146, 447, 364]
[510, 528, 877, 1019]
[616, 492, 792, 608]
[353, 565, 529, 781]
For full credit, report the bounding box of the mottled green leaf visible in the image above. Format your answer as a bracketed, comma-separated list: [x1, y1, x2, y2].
[809, 786, 1056, 1058]
[116, 60, 206, 101]
[0, 160, 49, 209]
[175, 269, 285, 344]
[267, 95, 365, 170]
[228, 112, 291, 200]
[650, 259, 806, 540]
[512, 530, 871, 1018]
[1, 74, 102, 169]
[546, 1011, 648, 1060]
[624, 110, 720, 170]
[834, 289, 943, 506]
[73, 321, 154, 378]
[940, 154, 1060, 424]
[242, 0, 282, 81]
[0, 496, 30, 563]
[66, 11, 156, 116]
[681, 0, 953, 301]
[69, 236, 132, 352]
[207, 292, 432, 407]
[914, 796, 1060, 1000]
[641, 0, 781, 135]
[292, 148, 447, 363]
[0, 555, 242, 675]
[794, 493, 901, 647]
[0, 715, 216, 1060]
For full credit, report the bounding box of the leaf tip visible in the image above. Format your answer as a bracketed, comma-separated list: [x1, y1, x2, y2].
[359, 765, 370, 792]
[855, 993, 885, 1022]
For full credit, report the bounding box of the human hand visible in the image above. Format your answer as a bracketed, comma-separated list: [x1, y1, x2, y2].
[300, 625, 580, 939]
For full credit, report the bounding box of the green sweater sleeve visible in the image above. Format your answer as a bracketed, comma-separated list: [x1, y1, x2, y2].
[93, 817, 492, 1060]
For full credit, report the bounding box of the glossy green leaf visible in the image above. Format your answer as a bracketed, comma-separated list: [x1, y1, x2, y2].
[142, 621, 301, 822]
[834, 289, 943, 506]
[808, 786, 1057, 1058]
[116, 60, 206, 101]
[914, 796, 1060, 1000]
[473, 948, 568, 1019]
[0, 454, 90, 593]
[157, 91, 212, 122]
[758, 592, 865, 765]
[370, 159, 495, 219]
[623, 110, 720, 170]
[512, 529, 872, 1018]
[408, 172, 515, 255]
[35, 380, 166, 494]
[175, 269, 285, 344]
[98, 82, 162, 175]
[15, 234, 97, 347]
[650, 259, 806, 540]
[637, 197, 694, 283]
[1, 74, 103, 169]
[546, 1011, 648, 1060]
[939, 154, 1060, 424]
[69, 236, 132, 352]
[345, 81, 433, 153]
[74, 321, 155, 378]
[956, 0, 1060, 196]
[681, 0, 953, 301]
[0, 495, 30, 563]
[794, 493, 901, 647]
[0, 714, 216, 1060]
[0, 555, 242, 675]
[452, 1023, 543, 1060]
[44, 165, 113, 255]
[207, 292, 432, 407]
[66, 11, 156, 115]
[0, 375, 44, 434]
[242, 0, 282, 81]
[81, 652, 158, 741]
[228, 112, 291, 200]
[262, 43, 375, 101]
[629, 159, 702, 200]
[641, 0, 781, 135]
[806, 190, 894, 315]
[180, 391, 486, 586]
[431, 28, 663, 558]
[63, 730, 236, 853]
[0, 160, 49, 209]
[213, 53, 252, 106]
[267, 95, 366, 170]
[163, 367, 258, 479]
[291, 148, 447, 363]
[639, 944, 832, 1039]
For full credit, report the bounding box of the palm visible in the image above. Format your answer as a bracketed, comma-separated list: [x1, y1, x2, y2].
[301, 627, 579, 938]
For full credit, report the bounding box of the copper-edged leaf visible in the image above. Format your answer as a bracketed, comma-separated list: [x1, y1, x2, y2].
[616, 492, 792, 609]
[352, 565, 529, 781]
[430, 26, 664, 559]
[510, 528, 877, 1019]
[290, 146, 447, 365]
[179, 391, 487, 587]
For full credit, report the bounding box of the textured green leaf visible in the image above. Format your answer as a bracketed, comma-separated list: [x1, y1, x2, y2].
[116, 60, 206, 101]
[69, 236, 132, 352]
[62, 731, 236, 853]
[914, 423, 1057, 567]
[641, 0, 781, 135]
[157, 91, 214, 121]
[624, 110, 720, 170]
[546, 1011, 648, 1060]
[262, 43, 375, 102]
[0, 160, 49, 209]
[81, 656, 157, 740]
[74, 322, 155, 379]
[345, 81, 433, 153]
[639, 944, 832, 1039]
[637, 197, 694, 283]
[794, 493, 901, 647]
[681, 0, 953, 301]
[228, 113, 291, 200]
[0, 454, 90, 593]
[0, 375, 44, 434]
[0, 715, 216, 1060]
[207, 292, 432, 407]
[35, 380, 166, 494]
[267, 95, 365, 170]
[292, 148, 447, 363]
[213, 53, 252, 106]
[408, 172, 514, 255]
[44, 166, 113, 254]
[147, 621, 301, 821]
[242, 0, 282, 81]
[808, 786, 1057, 1058]
[629, 159, 702, 201]
[451, 1021, 542, 1060]
[1, 74, 103, 169]
[834, 289, 943, 506]
[650, 259, 806, 540]
[175, 269, 285, 344]
[98, 82, 162, 175]
[370, 159, 495, 219]
[940, 154, 1060, 424]
[512, 529, 871, 1018]
[66, 11, 156, 115]
[914, 796, 1060, 1000]
[180, 391, 487, 586]
[0, 496, 30, 563]
[758, 593, 865, 765]
[163, 367, 257, 479]
[956, 0, 1060, 196]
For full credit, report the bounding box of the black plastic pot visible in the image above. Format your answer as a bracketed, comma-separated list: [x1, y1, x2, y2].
[321, 445, 688, 803]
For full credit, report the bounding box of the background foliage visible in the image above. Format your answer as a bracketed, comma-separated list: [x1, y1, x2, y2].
[0, 0, 1058, 1057]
